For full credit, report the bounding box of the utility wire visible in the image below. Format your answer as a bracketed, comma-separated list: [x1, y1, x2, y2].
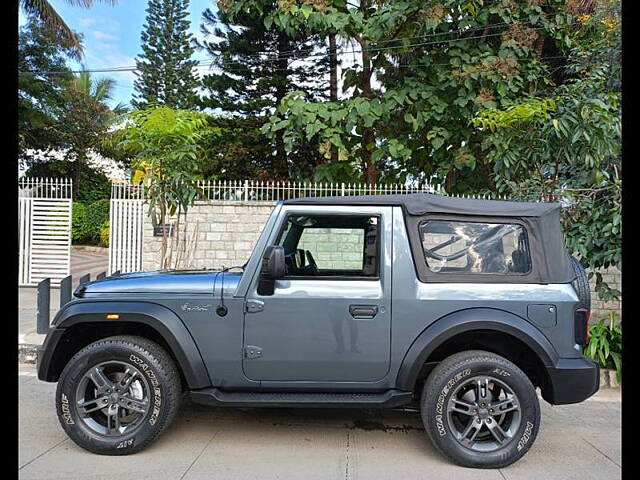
[19, 21, 578, 77]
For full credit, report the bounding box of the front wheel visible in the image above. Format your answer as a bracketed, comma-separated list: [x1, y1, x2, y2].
[421, 350, 540, 468]
[56, 335, 182, 455]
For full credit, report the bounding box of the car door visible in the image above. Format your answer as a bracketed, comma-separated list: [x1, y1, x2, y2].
[242, 205, 393, 383]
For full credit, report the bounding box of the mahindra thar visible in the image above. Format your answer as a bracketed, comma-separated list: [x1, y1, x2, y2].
[36, 193, 598, 467]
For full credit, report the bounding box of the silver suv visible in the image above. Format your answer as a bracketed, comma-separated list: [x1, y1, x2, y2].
[37, 193, 598, 467]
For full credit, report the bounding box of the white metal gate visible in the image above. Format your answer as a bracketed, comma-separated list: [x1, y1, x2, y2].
[109, 183, 144, 274]
[18, 178, 73, 286]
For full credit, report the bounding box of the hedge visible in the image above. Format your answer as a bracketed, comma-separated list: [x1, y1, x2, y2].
[72, 199, 110, 246]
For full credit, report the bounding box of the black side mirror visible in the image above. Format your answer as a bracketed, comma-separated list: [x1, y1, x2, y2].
[258, 245, 285, 295]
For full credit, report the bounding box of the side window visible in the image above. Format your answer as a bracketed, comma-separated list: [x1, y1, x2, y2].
[276, 215, 379, 278]
[419, 220, 531, 275]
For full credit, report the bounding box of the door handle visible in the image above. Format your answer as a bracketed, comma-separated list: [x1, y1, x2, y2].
[349, 305, 378, 319]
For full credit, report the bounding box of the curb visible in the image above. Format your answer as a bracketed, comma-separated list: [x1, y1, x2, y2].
[599, 368, 620, 389]
[18, 344, 38, 364]
[72, 245, 109, 254]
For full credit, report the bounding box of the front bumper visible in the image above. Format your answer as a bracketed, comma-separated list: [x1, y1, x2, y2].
[542, 357, 600, 405]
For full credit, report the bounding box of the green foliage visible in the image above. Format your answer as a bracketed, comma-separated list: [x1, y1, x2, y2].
[71, 201, 87, 243]
[471, 1, 621, 297]
[228, 0, 576, 186]
[99, 220, 110, 247]
[196, 2, 327, 180]
[110, 106, 209, 267]
[18, 16, 75, 161]
[72, 199, 110, 245]
[133, 0, 198, 109]
[584, 312, 621, 381]
[24, 160, 111, 203]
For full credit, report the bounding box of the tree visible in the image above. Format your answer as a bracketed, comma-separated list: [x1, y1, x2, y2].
[229, 0, 577, 187]
[111, 107, 209, 268]
[19, 16, 75, 163]
[472, 1, 621, 300]
[196, 0, 328, 180]
[133, 0, 199, 109]
[55, 71, 126, 196]
[18, 0, 117, 57]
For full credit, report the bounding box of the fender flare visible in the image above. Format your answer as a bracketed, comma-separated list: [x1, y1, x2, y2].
[41, 300, 211, 389]
[395, 307, 559, 391]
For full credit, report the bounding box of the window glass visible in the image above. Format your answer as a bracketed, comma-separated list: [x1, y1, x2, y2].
[419, 220, 531, 274]
[276, 215, 379, 277]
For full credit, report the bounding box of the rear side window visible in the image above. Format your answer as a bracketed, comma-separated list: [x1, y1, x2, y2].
[419, 220, 531, 275]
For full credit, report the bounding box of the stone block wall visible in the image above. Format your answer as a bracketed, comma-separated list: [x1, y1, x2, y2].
[140, 200, 621, 319]
[141, 201, 275, 271]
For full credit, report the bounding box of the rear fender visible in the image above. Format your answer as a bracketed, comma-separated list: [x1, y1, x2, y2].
[395, 307, 559, 391]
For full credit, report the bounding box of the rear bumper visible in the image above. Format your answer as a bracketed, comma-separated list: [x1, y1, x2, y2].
[542, 357, 600, 405]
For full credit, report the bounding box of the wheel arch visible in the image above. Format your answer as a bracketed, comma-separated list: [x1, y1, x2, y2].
[39, 301, 211, 389]
[396, 308, 559, 394]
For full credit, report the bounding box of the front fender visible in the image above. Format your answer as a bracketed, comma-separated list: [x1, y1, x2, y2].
[38, 300, 211, 389]
[395, 307, 559, 391]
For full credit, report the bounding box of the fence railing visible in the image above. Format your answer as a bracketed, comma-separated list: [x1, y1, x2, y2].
[19, 177, 73, 199]
[111, 180, 510, 202]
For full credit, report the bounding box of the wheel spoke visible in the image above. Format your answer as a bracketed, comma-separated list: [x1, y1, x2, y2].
[88, 367, 115, 392]
[118, 368, 138, 391]
[106, 405, 120, 435]
[485, 419, 510, 445]
[450, 398, 476, 416]
[458, 420, 482, 446]
[119, 395, 148, 414]
[491, 397, 519, 415]
[77, 396, 108, 415]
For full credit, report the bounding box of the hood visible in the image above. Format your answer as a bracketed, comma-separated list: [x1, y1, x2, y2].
[78, 269, 243, 296]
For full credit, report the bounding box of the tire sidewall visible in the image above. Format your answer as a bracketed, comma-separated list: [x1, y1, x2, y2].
[56, 340, 170, 454]
[423, 355, 540, 468]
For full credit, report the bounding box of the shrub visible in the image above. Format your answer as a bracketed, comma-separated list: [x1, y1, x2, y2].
[72, 199, 110, 245]
[99, 220, 110, 247]
[585, 312, 621, 382]
[72, 202, 89, 243]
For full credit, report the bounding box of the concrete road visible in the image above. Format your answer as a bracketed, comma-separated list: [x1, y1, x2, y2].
[19, 364, 621, 480]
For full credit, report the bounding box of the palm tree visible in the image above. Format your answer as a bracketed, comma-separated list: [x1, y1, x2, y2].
[69, 70, 128, 117]
[19, 0, 117, 56]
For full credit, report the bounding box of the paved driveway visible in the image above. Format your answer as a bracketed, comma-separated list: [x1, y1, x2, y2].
[19, 364, 620, 480]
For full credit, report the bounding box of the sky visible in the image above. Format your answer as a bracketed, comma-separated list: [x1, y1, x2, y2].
[19, 0, 215, 108]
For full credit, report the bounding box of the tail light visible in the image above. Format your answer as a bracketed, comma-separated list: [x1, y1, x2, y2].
[574, 309, 590, 346]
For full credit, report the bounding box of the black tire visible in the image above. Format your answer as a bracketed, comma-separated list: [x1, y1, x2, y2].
[421, 350, 540, 468]
[56, 335, 182, 455]
[569, 256, 591, 310]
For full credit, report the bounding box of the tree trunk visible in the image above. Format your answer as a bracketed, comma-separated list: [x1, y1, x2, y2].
[360, 0, 376, 185]
[274, 31, 291, 179]
[329, 33, 339, 164]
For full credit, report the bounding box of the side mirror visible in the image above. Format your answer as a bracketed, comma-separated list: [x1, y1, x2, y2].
[258, 245, 285, 295]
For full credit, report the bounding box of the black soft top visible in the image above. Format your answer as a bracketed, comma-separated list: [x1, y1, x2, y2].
[284, 193, 574, 284]
[284, 193, 559, 218]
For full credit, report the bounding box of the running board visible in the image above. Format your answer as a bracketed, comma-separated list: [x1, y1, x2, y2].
[189, 388, 413, 408]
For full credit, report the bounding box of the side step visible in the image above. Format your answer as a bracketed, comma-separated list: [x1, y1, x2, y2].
[189, 388, 413, 408]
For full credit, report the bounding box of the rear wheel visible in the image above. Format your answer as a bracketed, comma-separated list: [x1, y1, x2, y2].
[421, 350, 540, 468]
[56, 335, 181, 455]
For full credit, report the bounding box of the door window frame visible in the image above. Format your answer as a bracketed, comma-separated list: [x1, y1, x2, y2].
[272, 212, 382, 281]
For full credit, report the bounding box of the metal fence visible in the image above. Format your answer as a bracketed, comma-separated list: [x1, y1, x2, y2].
[18, 178, 73, 286]
[111, 179, 509, 202]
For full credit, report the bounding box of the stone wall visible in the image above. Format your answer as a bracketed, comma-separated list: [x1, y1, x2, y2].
[141, 201, 275, 271]
[140, 201, 621, 320]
